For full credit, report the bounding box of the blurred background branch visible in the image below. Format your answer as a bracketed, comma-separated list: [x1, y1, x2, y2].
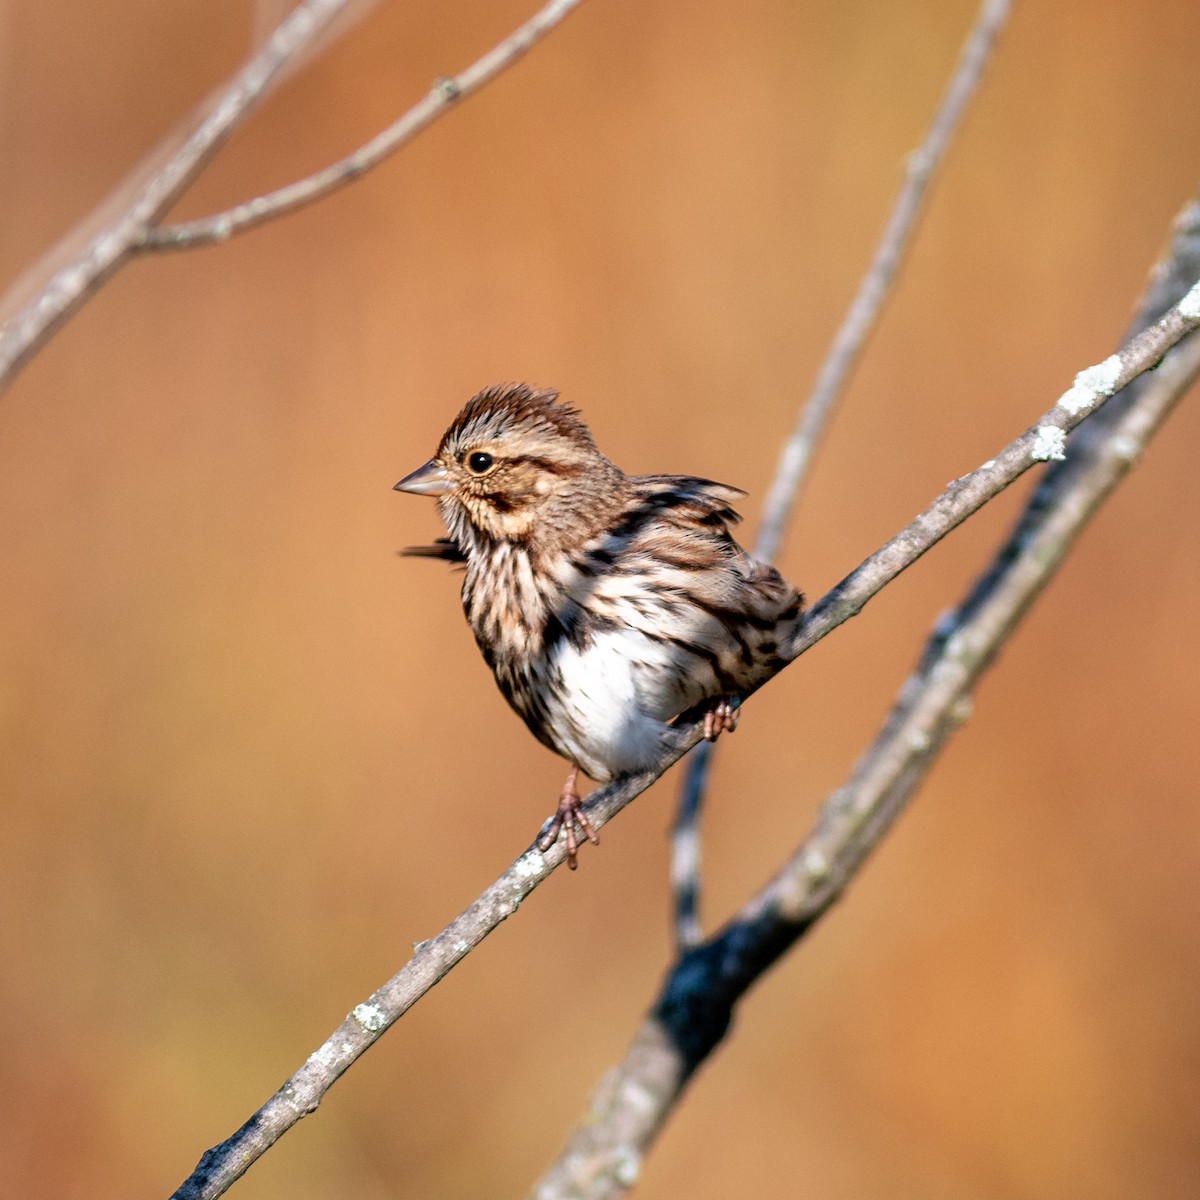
[0, 0, 364, 392]
[0, 0, 582, 395]
[671, 0, 1013, 951]
[139, 0, 584, 250]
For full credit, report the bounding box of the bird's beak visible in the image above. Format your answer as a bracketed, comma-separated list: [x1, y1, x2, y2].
[394, 459, 453, 496]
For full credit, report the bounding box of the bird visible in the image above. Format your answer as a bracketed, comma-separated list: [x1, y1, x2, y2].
[395, 383, 804, 867]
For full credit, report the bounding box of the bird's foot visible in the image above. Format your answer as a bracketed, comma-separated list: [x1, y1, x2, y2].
[702, 696, 740, 741]
[536, 765, 599, 869]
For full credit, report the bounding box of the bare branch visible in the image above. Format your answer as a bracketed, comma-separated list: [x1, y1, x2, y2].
[0, 0, 584, 399]
[170, 268, 1200, 1199]
[756, 0, 1013, 563]
[671, 0, 1013, 949]
[0, 0, 366, 396]
[532, 197, 1200, 1200]
[139, 0, 587, 252]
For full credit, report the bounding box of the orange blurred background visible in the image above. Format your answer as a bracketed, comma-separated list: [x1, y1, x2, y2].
[2, 1, 1200, 1197]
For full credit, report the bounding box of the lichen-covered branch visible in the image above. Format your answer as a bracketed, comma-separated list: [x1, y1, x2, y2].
[529, 199, 1200, 1200]
[671, 0, 1013, 948]
[170, 260, 1200, 1199]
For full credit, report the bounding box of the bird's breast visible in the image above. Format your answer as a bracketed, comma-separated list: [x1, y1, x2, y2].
[540, 626, 682, 779]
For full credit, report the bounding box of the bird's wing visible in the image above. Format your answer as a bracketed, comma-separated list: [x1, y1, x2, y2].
[629, 474, 747, 527]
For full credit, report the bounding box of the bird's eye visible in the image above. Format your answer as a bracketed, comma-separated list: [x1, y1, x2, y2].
[466, 451, 494, 474]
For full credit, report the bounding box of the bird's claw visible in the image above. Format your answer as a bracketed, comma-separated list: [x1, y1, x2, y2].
[702, 697, 740, 741]
[537, 768, 599, 869]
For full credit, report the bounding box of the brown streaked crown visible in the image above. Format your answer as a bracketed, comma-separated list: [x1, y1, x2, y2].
[440, 384, 597, 455]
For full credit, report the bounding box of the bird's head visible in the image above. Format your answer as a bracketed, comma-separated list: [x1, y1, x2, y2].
[395, 384, 622, 548]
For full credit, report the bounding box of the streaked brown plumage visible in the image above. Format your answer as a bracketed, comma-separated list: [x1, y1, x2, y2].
[396, 384, 803, 866]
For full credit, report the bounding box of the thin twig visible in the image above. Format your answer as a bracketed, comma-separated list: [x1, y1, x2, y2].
[532, 198, 1200, 1200]
[0, 0, 362, 396]
[672, 0, 1013, 948]
[138, 0, 587, 251]
[170, 277, 1200, 1199]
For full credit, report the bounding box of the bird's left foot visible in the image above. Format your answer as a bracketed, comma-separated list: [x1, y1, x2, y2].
[536, 765, 599, 869]
[702, 696, 740, 741]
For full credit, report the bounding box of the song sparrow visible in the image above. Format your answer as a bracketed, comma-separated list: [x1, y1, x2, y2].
[396, 384, 803, 867]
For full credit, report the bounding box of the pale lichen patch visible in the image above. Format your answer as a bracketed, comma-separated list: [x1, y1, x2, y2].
[307, 1043, 337, 1069]
[907, 728, 931, 753]
[351, 1003, 387, 1035]
[1076, 355, 1122, 396]
[802, 845, 830, 880]
[612, 1146, 642, 1186]
[615, 1080, 658, 1119]
[1031, 426, 1067, 461]
[514, 850, 545, 880]
[1179, 279, 1200, 319]
[1058, 355, 1122, 414]
[1108, 433, 1141, 464]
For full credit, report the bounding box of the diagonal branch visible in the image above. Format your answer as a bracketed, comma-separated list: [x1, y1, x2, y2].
[530, 198, 1200, 1200]
[671, 0, 1012, 948]
[170, 266, 1200, 1198]
[139, 0, 586, 251]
